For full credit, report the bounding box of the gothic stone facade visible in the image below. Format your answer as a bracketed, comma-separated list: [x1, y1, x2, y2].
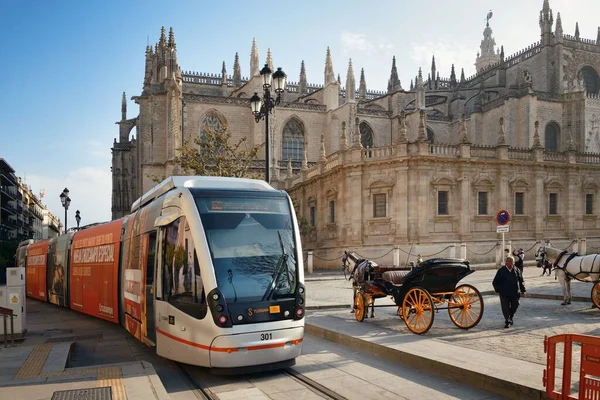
[112, 1, 600, 266]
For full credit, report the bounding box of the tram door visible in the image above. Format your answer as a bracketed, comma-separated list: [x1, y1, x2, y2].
[145, 231, 157, 343]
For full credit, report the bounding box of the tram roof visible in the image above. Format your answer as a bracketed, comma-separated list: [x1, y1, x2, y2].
[131, 176, 275, 212]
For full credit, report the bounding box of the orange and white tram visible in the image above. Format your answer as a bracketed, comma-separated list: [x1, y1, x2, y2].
[18, 176, 305, 371]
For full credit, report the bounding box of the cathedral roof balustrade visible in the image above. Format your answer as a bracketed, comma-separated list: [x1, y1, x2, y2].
[470, 145, 497, 159]
[577, 153, 600, 164]
[563, 34, 600, 46]
[543, 152, 567, 162]
[508, 148, 532, 161]
[362, 146, 394, 161]
[504, 42, 541, 68]
[429, 144, 458, 157]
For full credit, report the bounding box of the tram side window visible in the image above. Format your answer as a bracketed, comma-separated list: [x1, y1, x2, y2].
[162, 217, 206, 318]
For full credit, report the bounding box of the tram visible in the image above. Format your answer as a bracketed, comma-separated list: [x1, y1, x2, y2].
[19, 176, 305, 371]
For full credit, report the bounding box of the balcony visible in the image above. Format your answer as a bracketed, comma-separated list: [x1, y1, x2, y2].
[0, 186, 17, 200]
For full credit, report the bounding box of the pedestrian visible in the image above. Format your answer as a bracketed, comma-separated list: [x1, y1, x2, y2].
[512, 248, 525, 274]
[416, 254, 423, 265]
[492, 256, 526, 329]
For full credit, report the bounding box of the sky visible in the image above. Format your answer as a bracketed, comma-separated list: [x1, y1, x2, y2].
[2, 0, 600, 228]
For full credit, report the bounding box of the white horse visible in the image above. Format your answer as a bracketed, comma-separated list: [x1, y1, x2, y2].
[538, 245, 600, 305]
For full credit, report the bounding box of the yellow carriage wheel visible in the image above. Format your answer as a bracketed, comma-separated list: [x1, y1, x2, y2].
[402, 287, 435, 334]
[448, 284, 484, 329]
[591, 282, 600, 310]
[354, 292, 367, 322]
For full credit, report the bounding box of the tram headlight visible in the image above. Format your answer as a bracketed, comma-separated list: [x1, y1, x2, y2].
[212, 293, 220, 301]
[298, 298, 304, 305]
[215, 304, 224, 312]
[218, 315, 228, 325]
[284, 310, 290, 317]
[299, 287, 305, 294]
[237, 314, 244, 321]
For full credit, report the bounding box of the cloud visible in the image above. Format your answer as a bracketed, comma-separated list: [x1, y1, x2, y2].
[409, 40, 477, 78]
[341, 31, 394, 56]
[24, 166, 112, 230]
[87, 140, 112, 159]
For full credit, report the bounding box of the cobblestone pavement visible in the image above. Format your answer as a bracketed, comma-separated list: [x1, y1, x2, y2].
[305, 267, 600, 369]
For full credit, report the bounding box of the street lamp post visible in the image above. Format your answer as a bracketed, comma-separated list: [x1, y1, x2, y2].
[59, 188, 70, 233]
[250, 64, 287, 183]
[75, 209, 81, 230]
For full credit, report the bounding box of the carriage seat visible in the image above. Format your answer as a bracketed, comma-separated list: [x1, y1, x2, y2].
[382, 270, 410, 285]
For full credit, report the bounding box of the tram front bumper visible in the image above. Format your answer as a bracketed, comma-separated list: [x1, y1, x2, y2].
[209, 326, 304, 368]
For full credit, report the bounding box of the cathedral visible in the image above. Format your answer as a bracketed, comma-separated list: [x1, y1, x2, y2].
[112, 0, 600, 266]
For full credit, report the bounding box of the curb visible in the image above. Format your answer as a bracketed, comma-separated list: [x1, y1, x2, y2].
[305, 323, 545, 400]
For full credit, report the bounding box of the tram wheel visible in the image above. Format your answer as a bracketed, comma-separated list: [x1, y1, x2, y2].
[591, 282, 600, 310]
[402, 287, 434, 335]
[448, 284, 484, 329]
[354, 292, 367, 322]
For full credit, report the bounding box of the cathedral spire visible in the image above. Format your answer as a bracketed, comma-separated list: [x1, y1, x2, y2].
[346, 59, 356, 101]
[431, 56, 437, 89]
[168, 27, 175, 49]
[121, 91, 127, 120]
[233, 52, 242, 87]
[555, 12, 563, 41]
[159, 26, 167, 47]
[387, 56, 402, 93]
[359, 68, 367, 101]
[221, 61, 227, 87]
[416, 68, 425, 109]
[575, 22, 580, 40]
[476, 14, 501, 72]
[450, 64, 457, 87]
[460, 68, 466, 83]
[324, 47, 336, 85]
[410, 80, 414, 91]
[539, 0, 554, 45]
[250, 38, 260, 76]
[299, 60, 307, 95]
[337, 73, 341, 85]
[597, 27, 600, 45]
[266, 48, 273, 71]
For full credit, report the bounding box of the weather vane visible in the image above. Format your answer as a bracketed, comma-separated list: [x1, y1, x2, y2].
[486, 10, 493, 26]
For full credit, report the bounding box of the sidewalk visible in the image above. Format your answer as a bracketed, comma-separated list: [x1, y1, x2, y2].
[0, 302, 172, 400]
[303, 266, 597, 399]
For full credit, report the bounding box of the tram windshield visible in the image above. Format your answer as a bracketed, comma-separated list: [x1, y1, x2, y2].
[194, 192, 298, 303]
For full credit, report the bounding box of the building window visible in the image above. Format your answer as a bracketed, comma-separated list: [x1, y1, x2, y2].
[329, 201, 335, 223]
[309, 206, 315, 227]
[282, 118, 305, 163]
[586, 194, 594, 215]
[360, 122, 374, 148]
[437, 191, 448, 215]
[426, 128, 435, 142]
[478, 192, 488, 215]
[579, 66, 600, 95]
[373, 194, 386, 218]
[515, 192, 524, 215]
[545, 123, 560, 152]
[549, 193, 558, 215]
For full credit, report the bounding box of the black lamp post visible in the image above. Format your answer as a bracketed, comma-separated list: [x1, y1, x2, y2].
[75, 209, 81, 230]
[250, 64, 287, 183]
[59, 188, 70, 233]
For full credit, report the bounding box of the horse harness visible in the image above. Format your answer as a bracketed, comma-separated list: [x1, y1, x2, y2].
[553, 250, 600, 283]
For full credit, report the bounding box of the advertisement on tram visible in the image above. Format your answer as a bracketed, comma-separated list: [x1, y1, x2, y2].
[69, 219, 123, 323]
[26, 240, 49, 301]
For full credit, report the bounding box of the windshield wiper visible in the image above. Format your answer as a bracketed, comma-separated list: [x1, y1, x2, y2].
[261, 231, 288, 301]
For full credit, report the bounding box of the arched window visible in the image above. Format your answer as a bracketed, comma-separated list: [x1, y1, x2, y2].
[426, 128, 435, 142]
[544, 122, 560, 152]
[579, 66, 600, 95]
[282, 118, 304, 162]
[200, 112, 226, 154]
[359, 122, 374, 148]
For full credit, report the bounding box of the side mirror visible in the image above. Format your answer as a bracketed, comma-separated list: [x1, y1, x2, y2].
[154, 210, 182, 227]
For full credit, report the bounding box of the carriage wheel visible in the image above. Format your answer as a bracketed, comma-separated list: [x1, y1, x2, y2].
[591, 282, 600, 310]
[402, 287, 435, 335]
[448, 284, 484, 329]
[354, 292, 367, 322]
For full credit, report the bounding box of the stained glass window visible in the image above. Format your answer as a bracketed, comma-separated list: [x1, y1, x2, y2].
[545, 123, 560, 152]
[282, 118, 304, 162]
[360, 122, 374, 148]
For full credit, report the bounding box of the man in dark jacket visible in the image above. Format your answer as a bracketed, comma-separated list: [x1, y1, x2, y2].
[492, 256, 526, 328]
[512, 248, 525, 273]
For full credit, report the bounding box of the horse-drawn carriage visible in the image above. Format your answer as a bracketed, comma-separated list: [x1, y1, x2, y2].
[342, 251, 484, 334]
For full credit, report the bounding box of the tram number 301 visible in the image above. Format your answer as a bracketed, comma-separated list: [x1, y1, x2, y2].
[260, 333, 273, 341]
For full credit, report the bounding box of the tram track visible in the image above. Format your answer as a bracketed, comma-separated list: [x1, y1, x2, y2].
[177, 362, 347, 400]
